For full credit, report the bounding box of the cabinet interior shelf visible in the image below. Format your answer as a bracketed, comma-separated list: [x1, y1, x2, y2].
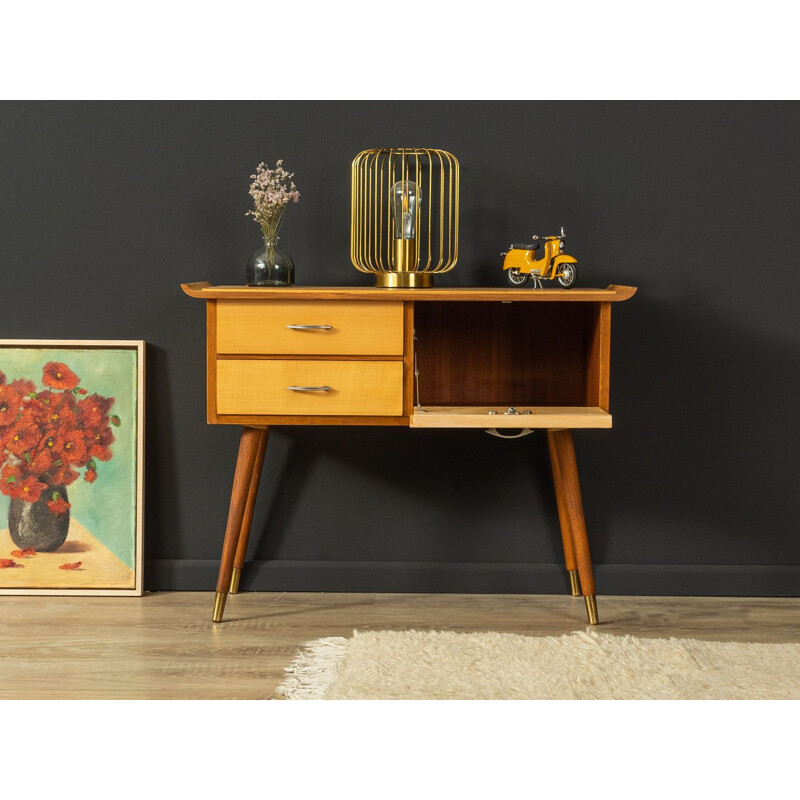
[410, 406, 612, 428]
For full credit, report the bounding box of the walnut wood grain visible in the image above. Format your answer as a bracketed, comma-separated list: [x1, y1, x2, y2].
[549, 429, 595, 597]
[586, 302, 611, 409]
[206, 300, 217, 423]
[403, 301, 415, 416]
[414, 302, 593, 407]
[547, 431, 578, 575]
[182, 282, 638, 303]
[215, 427, 263, 603]
[232, 428, 269, 579]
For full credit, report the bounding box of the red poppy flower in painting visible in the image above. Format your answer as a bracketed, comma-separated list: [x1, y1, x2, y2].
[1, 464, 48, 503]
[84, 468, 98, 483]
[40, 433, 58, 456]
[41, 362, 80, 391]
[28, 449, 56, 477]
[53, 432, 88, 467]
[5, 417, 42, 459]
[47, 496, 71, 516]
[39, 390, 78, 432]
[0, 385, 17, 428]
[14, 395, 45, 428]
[1, 463, 23, 486]
[77, 393, 115, 428]
[9, 378, 36, 397]
[86, 425, 115, 462]
[49, 463, 80, 487]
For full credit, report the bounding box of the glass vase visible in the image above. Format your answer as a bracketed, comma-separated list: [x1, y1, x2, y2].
[246, 236, 295, 287]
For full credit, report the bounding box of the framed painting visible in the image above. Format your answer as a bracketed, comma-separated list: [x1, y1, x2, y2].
[0, 340, 144, 595]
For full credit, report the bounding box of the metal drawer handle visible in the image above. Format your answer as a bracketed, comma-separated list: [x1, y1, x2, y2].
[286, 385, 333, 392]
[285, 324, 333, 330]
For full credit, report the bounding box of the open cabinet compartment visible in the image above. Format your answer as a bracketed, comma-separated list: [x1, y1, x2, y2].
[410, 300, 612, 428]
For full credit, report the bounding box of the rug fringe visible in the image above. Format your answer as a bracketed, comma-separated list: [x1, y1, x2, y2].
[274, 636, 350, 700]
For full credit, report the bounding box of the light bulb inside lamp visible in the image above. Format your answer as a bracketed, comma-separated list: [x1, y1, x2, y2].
[391, 180, 419, 271]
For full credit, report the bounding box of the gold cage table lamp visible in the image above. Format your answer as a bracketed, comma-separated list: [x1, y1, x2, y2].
[351, 148, 459, 287]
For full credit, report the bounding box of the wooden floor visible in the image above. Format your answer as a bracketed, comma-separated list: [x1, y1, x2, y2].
[1, 591, 799, 699]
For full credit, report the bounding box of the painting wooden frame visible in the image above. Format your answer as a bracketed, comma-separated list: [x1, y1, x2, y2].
[0, 340, 144, 596]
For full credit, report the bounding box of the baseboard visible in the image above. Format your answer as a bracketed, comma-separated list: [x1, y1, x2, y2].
[145, 560, 800, 597]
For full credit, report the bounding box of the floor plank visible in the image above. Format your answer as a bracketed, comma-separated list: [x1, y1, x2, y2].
[1, 592, 798, 699]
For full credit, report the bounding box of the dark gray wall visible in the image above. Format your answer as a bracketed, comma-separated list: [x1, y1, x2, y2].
[2, 101, 798, 595]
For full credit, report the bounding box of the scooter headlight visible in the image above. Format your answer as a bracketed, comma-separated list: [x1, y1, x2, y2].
[559, 241, 564, 249]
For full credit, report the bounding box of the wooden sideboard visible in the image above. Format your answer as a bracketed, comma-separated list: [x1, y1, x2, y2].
[182, 282, 637, 623]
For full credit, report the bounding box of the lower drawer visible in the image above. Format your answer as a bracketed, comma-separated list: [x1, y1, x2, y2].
[216, 359, 403, 416]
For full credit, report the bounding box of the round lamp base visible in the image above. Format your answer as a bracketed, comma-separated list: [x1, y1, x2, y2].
[374, 272, 433, 288]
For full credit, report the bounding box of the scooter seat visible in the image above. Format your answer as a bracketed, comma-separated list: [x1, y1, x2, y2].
[511, 242, 540, 251]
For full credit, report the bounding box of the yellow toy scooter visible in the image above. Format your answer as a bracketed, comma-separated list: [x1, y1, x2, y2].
[502, 227, 578, 288]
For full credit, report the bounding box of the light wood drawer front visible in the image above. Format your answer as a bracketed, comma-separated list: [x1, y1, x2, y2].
[217, 360, 403, 416]
[216, 300, 404, 355]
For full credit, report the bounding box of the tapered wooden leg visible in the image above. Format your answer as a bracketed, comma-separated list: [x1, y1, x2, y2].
[546, 430, 581, 597]
[213, 426, 263, 622]
[549, 429, 599, 625]
[230, 428, 269, 594]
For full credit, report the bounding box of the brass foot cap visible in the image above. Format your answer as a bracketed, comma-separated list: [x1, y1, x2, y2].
[212, 592, 227, 623]
[229, 567, 242, 594]
[568, 569, 581, 597]
[585, 595, 599, 626]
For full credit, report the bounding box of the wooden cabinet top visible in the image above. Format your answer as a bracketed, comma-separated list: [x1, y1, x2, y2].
[182, 282, 637, 303]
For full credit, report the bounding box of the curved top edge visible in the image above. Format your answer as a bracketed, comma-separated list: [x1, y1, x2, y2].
[181, 281, 213, 297]
[605, 284, 637, 300]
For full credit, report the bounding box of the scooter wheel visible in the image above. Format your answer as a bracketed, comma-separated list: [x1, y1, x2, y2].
[507, 268, 529, 287]
[557, 263, 577, 288]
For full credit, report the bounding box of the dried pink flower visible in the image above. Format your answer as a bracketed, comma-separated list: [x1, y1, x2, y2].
[246, 160, 300, 240]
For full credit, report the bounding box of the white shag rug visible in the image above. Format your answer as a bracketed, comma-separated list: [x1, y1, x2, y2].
[274, 629, 800, 700]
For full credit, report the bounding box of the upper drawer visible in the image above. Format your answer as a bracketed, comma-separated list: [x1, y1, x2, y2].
[216, 300, 404, 355]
